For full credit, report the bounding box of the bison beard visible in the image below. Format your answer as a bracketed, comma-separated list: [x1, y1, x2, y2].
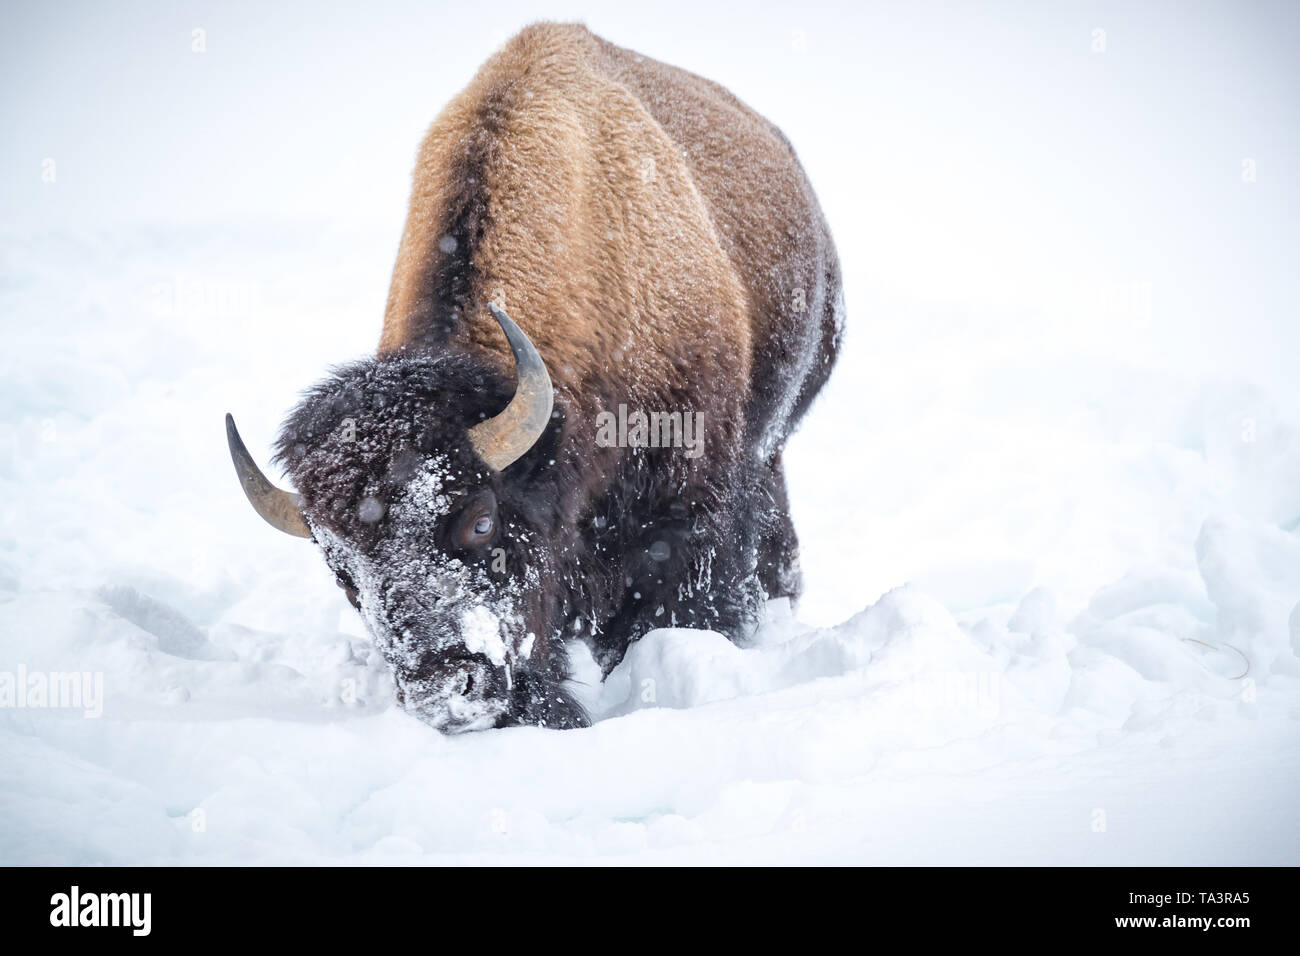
[227, 23, 843, 732]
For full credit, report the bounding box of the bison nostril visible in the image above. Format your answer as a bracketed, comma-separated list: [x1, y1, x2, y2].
[443, 657, 495, 700]
[397, 655, 504, 732]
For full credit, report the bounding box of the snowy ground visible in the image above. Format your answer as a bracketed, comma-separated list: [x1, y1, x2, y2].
[2, 1, 1299, 864]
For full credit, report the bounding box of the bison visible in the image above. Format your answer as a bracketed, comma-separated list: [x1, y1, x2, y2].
[226, 22, 843, 732]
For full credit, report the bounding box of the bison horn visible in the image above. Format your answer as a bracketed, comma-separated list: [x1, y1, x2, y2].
[225, 413, 312, 538]
[467, 302, 554, 471]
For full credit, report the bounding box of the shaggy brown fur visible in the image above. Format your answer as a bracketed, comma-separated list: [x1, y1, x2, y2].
[380, 22, 837, 461]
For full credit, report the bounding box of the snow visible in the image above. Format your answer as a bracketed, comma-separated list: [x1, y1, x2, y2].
[2, 1, 1299, 864]
[461, 606, 507, 668]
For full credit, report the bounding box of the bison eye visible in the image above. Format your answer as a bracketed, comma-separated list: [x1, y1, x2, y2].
[450, 489, 498, 550]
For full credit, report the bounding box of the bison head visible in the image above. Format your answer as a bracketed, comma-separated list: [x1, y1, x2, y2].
[226, 305, 588, 733]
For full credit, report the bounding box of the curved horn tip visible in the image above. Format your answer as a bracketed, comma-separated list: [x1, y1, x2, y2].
[469, 305, 554, 472]
[225, 413, 312, 539]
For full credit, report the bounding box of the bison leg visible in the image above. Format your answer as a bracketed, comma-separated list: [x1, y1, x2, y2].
[755, 452, 802, 603]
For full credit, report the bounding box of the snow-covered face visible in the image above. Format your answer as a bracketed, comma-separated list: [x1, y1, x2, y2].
[276, 354, 583, 733]
[310, 453, 540, 732]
